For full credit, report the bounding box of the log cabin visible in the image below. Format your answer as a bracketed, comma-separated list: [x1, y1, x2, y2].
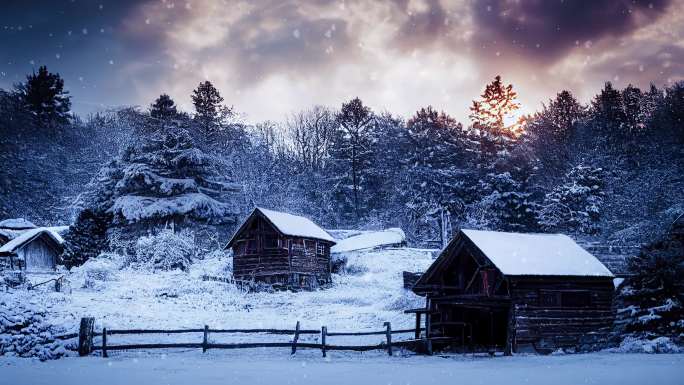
[409, 229, 615, 354]
[0, 227, 67, 272]
[226, 208, 336, 289]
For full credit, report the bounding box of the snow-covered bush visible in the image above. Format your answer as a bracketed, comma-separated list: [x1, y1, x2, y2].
[77, 254, 123, 289]
[0, 296, 68, 360]
[132, 229, 197, 271]
[613, 336, 682, 354]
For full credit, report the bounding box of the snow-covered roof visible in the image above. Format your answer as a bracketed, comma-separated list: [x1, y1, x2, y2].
[256, 208, 335, 243]
[0, 218, 37, 230]
[331, 228, 405, 254]
[461, 229, 613, 277]
[0, 227, 66, 255]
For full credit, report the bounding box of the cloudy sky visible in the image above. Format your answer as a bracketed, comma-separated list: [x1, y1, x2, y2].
[1, 0, 682, 123]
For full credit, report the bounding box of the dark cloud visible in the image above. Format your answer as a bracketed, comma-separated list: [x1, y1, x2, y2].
[472, 0, 671, 62]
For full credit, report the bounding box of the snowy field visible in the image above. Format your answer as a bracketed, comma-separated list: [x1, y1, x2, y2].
[1, 352, 682, 385]
[3, 246, 435, 346]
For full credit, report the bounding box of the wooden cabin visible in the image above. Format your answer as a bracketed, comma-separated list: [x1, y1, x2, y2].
[410, 229, 615, 354]
[226, 208, 336, 289]
[0, 227, 66, 272]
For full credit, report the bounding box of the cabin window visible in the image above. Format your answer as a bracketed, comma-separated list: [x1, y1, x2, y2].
[279, 238, 288, 248]
[561, 291, 591, 307]
[264, 236, 278, 249]
[246, 239, 258, 253]
[539, 291, 560, 307]
[316, 243, 326, 255]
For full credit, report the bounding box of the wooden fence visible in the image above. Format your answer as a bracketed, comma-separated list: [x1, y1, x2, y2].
[76, 318, 427, 358]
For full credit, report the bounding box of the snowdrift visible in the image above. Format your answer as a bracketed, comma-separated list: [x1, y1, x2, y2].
[331, 228, 406, 254]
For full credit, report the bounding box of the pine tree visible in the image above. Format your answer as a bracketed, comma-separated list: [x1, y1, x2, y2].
[71, 115, 243, 262]
[469, 75, 521, 161]
[150, 94, 178, 121]
[192, 80, 224, 132]
[622, 84, 644, 135]
[591, 82, 625, 134]
[402, 107, 472, 240]
[538, 165, 605, 234]
[526, 90, 584, 179]
[618, 221, 684, 341]
[328, 97, 374, 222]
[60, 209, 112, 268]
[16, 66, 71, 128]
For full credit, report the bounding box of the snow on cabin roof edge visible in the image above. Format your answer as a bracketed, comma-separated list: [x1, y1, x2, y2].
[255, 207, 335, 243]
[460, 228, 614, 278]
[0, 227, 65, 254]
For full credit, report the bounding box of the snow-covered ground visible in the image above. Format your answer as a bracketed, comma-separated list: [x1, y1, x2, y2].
[2, 352, 682, 385]
[2, 246, 435, 348]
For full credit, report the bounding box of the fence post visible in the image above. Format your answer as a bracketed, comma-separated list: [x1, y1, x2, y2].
[321, 326, 327, 357]
[291, 321, 300, 355]
[203, 325, 209, 353]
[102, 328, 108, 358]
[384, 322, 393, 356]
[78, 317, 95, 356]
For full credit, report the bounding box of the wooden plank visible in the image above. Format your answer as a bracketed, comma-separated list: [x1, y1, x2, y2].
[203, 325, 209, 353]
[291, 321, 300, 355]
[321, 326, 327, 357]
[102, 328, 108, 358]
[78, 317, 95, 356]
[384, 322, 392, 356]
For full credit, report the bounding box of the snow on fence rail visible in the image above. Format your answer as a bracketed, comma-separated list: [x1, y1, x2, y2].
[75, 318, 426, 358]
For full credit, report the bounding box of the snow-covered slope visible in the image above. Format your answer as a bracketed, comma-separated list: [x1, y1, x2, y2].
[1, 247, 435, 343]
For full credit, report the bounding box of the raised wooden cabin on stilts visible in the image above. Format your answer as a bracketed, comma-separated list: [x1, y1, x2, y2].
[408, 229, 615, 354]
[226, 208, 336, 290]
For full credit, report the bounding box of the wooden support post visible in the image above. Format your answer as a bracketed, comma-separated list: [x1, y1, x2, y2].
[384, 322, 393, 356]
[461, 326, 465, 356]
[78, 317, 95, 356]
[504, 305, 515, 356]
[203, 325, 209, 353]
[414, 313, 421, 339]
[102, 328, 108, 358]
[321, 326, 327, 357]
[291, 321, 300, 355]
[488, 311, 495, 356]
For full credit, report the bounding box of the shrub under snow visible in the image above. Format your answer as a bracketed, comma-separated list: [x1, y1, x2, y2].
[0, 296, 68, 360]
[133, 229, 197, 271]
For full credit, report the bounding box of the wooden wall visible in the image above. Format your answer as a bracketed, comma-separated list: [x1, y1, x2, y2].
[509, 277, 615, 352]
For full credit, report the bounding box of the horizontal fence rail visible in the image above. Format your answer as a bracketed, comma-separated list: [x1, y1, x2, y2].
[77, 317, 428, 358]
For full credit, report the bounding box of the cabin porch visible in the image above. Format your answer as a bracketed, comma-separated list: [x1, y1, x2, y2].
[407, 295, 513, 355]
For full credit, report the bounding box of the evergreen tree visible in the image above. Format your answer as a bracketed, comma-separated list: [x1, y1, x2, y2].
[328, 97, 374, 222]
[402, 107, 471, 241]
[16, 66, 71, 128]
[591, 81, 625, 134]
[622, 84, 644, 135]
[192, 80, 224, 132]
[525, 90, 584, 179]
[664, 81, 684, 140]
[469, 75, 522, 161]
[60, 209, 112, 268]
[538, 165, 605, 234]
[618, 220, 684, 341]
[150, 94, 179, 121]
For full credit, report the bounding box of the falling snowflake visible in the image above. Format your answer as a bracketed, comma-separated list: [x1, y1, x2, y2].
[293, 29, 300, 39]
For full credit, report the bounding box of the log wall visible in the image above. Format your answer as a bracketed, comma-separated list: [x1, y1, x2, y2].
[509, 277, 615, 352]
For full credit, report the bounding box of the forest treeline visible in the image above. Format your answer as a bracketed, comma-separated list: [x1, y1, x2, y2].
[0, 67, 682, 253]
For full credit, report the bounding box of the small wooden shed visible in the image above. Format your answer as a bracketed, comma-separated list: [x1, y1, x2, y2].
[0, 227, 66, 272]
[410, 229, 615, 354]
[226, 208, 336, 289]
